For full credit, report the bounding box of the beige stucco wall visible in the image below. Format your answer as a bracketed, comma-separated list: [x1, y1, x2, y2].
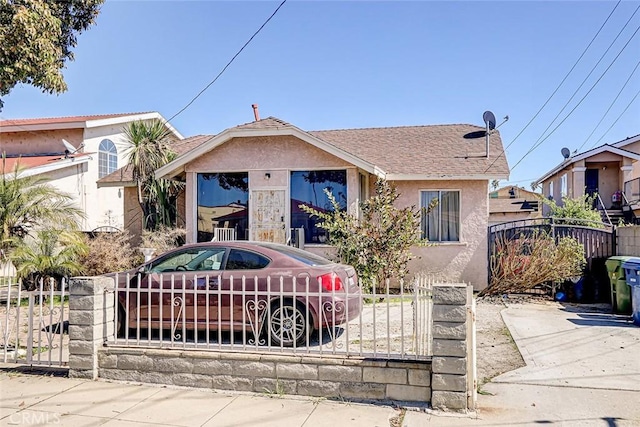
[178, 135, 491, 289]
[391, 180, 489, 290]
[184, 135, 358, 243]
[1, 129, 84, 155]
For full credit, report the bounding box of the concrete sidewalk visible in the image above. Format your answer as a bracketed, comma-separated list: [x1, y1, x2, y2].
[1, 302, 639, 426]
[403, 302, 640, 426]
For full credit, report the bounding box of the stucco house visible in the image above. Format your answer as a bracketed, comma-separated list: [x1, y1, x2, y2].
[0, 113, 183, 232]
[535, 133, 640, 223]
[489, 186, 541, 225]
[119, 116, 508, 290]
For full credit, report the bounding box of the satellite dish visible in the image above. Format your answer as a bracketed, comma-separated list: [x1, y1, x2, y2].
[62, 138, 76, 152]
[483, 111, 496, 131]
[561, 147, 571, 159]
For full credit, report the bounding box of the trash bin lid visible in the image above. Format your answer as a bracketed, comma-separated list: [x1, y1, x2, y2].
[622, 258, 640, 270]
[606, 256, 635, 269]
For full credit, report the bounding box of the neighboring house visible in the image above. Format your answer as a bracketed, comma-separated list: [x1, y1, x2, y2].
[114, 116, 508, 290]
[489, 186, 541, 225]
[0, 113, 183, 232]
[535, 134, 640, 222]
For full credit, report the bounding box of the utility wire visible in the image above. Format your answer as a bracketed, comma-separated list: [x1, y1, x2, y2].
[167, 0, 287, 122]
[509, 23, 640, 172]
[536, 3, 639, 153]
[589, 87, 640, 147]
[482, 0, 622, 173]
[578, 58, 640, 151]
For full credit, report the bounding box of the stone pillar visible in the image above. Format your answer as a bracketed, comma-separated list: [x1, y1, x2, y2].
[68, 276, 115, 379]
[430, 284, 471, 412]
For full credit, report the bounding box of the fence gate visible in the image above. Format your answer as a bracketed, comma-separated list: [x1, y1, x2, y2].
[1, 278, 69, 367]
[488, 218, 616, 299]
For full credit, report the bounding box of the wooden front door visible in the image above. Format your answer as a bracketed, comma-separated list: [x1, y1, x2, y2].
[250, 189, 287, 243]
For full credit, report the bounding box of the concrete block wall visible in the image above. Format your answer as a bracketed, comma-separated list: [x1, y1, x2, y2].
[68, 276, 115, 379]
[617, 226, 640, 257]
[97, 348, 432, 403]
[430, 284, 472, 411]
[68, 278, 475, 410]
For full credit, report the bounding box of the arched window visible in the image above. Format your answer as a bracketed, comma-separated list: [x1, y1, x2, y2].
[98, 139, 118, 178]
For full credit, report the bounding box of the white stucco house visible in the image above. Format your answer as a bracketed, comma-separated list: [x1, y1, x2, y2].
[0, 112, 183, 232]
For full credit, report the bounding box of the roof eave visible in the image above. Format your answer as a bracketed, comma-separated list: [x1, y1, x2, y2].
[155, 127, 380, 179]
[1, 156, 91, 179]
[536, 145, 640, 184]
[386, 173, 509, 181]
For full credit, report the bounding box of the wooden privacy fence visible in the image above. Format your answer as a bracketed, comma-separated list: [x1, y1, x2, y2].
[488, 217, 616, 289]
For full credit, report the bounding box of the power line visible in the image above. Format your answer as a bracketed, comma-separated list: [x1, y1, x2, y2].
[167, 0, 287, 123]
[509, 23, 640, 172]
[578, 58, 640, 151]
[538, 3, 639, 153]
[589, 87, 640, 147]
[482, 0, 622, 174]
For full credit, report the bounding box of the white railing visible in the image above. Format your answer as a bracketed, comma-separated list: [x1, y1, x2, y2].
[0, 277, 69, 367]
[110, 273, 433, 360]
[212, 228, 236, 242]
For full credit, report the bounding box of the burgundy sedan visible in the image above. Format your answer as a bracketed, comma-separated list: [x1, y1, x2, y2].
[112, 241, 362, 347]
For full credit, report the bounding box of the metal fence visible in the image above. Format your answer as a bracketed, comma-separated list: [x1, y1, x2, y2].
[110, 273, 433, 361]
[0, 277, 69, 367]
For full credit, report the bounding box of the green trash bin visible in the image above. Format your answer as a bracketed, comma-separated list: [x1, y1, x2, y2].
[605, 256, 634, 314]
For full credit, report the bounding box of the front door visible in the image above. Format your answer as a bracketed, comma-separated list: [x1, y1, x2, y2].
[250, 189, 287, 243]
[586, 169, 599, 197]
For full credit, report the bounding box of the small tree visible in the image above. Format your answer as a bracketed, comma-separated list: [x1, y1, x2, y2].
[10, 230, 87, 290]
[542, 194, 603, 226]
[0, 157, 84, 253]
[300, 178, 432, 292]
[0, 0, 104, 109]
[123, 119, 184, 230]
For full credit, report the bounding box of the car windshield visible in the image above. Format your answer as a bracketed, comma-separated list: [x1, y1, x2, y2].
[255, 243, 334, 266]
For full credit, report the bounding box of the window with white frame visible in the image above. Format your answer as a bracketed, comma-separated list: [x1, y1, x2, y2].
[98, 139, 118, 178]
[549, 181, 554, 199]
[420, 190, 460, 242]
[560, 174, 568, 197]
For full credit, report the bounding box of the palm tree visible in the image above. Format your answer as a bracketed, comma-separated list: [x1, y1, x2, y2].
[0, 156, 84, 254]
[10, 230, 88, 290]
[122, 120, 183, 230]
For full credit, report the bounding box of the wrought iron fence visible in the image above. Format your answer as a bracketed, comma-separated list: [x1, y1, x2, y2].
[110, 273, 433, 360]
[0, 277, 69, 366]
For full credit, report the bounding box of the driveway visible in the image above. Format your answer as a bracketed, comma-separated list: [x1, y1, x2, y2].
[404, 301, 640, 426]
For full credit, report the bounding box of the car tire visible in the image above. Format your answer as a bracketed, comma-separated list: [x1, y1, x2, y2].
[267, 301, 310, 347]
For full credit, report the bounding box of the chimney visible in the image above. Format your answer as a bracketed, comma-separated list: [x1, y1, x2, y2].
[252, 104, 260, 121]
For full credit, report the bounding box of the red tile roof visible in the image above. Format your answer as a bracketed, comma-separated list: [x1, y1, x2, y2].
[0, 113, 153, 128]
[1, 154, 91, 174]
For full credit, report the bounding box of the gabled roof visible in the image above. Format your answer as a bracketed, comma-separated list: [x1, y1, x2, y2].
[1, 154, 92, 179]
[536, 143, 640, 184]
[156, 117, 383, 180]
[98, 135, 213, 187]
[0, 112, 184, 139]
[156, 117, 510, 181]
[612, 133, 640, 149]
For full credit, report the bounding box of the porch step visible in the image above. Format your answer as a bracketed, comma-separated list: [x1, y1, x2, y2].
[602, 209, 625, 225]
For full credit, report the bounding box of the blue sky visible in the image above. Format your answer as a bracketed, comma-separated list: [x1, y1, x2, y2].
[2, 0, 639, 189]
